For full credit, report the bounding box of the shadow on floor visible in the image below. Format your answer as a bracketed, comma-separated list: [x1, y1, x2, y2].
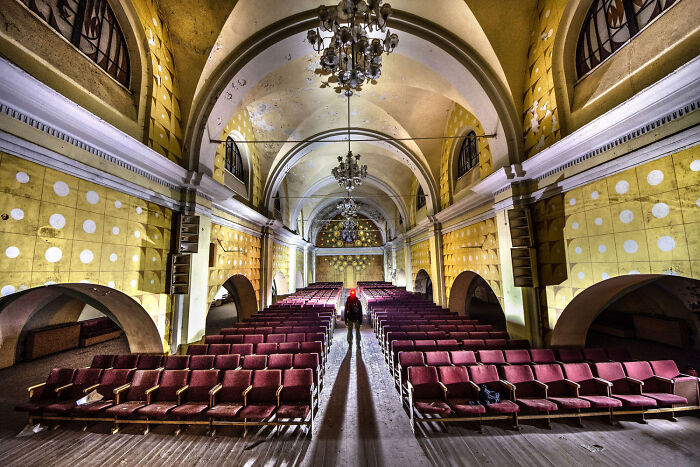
[355, 345, 385, 466]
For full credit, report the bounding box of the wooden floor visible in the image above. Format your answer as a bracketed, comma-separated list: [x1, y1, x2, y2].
[0, 325, 699, 466]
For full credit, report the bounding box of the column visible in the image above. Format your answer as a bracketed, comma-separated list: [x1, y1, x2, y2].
[288, 244, 297, 292]
[426, 221, 447, 307]
[259, 228, 275, 309]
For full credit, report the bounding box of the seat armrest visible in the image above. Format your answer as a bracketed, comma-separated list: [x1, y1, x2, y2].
[276, 385, 283, 406]
[533, 379, 548, 397]
[563, 379, 580, 397]
[113, 383, 131, 404]
[83, 383, 100, 394]
[55, 383, 74, 395]
[468, 381, 480, 392]
[626, 377, 643, 386]
[438, 382, 448, 398]
[176, 385, 189, 404]
[28, 382, 46, 400]
[654, 376, 673, 384]
[242, 385, 253, 405]
[498, 379, 516, 400]
[145, 385, 160, 404]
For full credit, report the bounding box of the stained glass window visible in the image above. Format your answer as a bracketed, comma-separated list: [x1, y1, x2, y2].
[225, 136, 245, 182]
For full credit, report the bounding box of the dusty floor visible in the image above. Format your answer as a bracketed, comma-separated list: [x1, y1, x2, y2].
[0, 325, 698, 466]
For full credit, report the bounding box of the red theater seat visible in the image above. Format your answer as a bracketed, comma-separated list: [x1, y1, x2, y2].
[407, 366, 451, 415]
[170, 369, 220, 419]
[438, 366, 485, 416]
[71, 369, 135, 416]
[530, 349, 556, 364]
[164, 355, 190, 370]
[90, 354, 115, 369]
[238, 370, 282, 420]
[208, 370, 253, 420]
[450, 350, 477, 367]
[137, 355, 163, 370]
[593, 362, 657, 408]
[504, 349, 531, 365]
[582, 348, 608, 363]
[112, 354, 139, 369]
[531, 364, 591, 410]
[189, 355, 215, 370]
[207, 344, 230, 356]
[622, 361, 688, 406]
[214, 354, 241, 370]
[501, 365, 559, 415]
[424, 351, 452, 367]
[561, 363, 622, 409]
[186, 344, 208, 356]
[242, 355, 268, 370]
[436, 339, 459, 351]
[267, 353, 293, 370]
[276, 369, 314, 421]
[230, 344, 254, 356]
[137, 370, 190, 419]
[44, 368, 104, 415]
[255, 343, 278, 355]
[223, 335, 244, 344]
[15, 368, 76, 414]
[105, 369, 161, 417]
[478, 350, 506, 366]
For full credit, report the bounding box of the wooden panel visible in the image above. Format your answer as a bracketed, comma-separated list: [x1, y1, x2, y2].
[24, 323, 80, 360]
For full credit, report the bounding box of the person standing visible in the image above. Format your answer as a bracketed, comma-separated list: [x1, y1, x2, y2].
[344, 289, 363, 345]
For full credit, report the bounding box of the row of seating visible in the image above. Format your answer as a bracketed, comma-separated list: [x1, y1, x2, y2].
[17, 367, 317, 435]
[387, 339, 530, 365]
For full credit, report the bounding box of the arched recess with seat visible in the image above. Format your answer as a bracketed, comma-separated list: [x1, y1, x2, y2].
[396, 269, 406, 287]
[414, 269, 433, 302]
[448, 271, 506, 330]
[218, 274, 258, 323]
[0, 283, 162, 368]
[551, 275, 700, 364]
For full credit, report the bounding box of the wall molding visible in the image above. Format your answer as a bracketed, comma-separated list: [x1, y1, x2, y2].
[315, 247, 384, 256]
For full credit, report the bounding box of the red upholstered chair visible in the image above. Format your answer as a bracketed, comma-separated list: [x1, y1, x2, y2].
[113, 354, 139, 369]
[450, 350, 477, 367]
[390, 340, 415, 370]
[137, 355, 164, 370]
[508, 339, 531, 349]
[650, 360, 699, 405]
[485, 339, 508, 350]
[279, 342, 301, 354]
[204, 335, 224, 344]
[501, 365, 558, 424]
[15, 368, 76, 415]
[230, 344, 254, 356]
[426, 331, 448, 340]
[220, 328, 237, 335]
[449, 332, 470, 343]
[286, 333, 305, 343]
[478, 350, 506, 366]
[462, 339, 485, 351]
[242, 355, 268, 370]
[504, 350, 531, 365]
[605, 347, 632, 362]
[189, 355, 215, 370]
[397, 352, 425, 394]
[474, 325, 491, 332]
[438, 366, 485, 418]
[301, 341, 323, 360]
[414, 340, 437, 352]
[44, 368, 104, 416]
[593, 362, 657, 409]
[244, 334, 265, 345]
[208, 370, 253, 422]
[223, 335, 244, 344]
[489, 331, 509, 339]
[561, 363, 623, 416]
[623, 361, 688, 409]
[424, 351, 452, 367]
[266, 334, 287, 344]
[582, 348, 608, 363]
[238, 370, 283, 423]
[267, 354, 293, 371]
[436, 339, 459, 351]
[531, 364, 591, 418]
[406, 332, 426, 341]
[275, 326, 292, 334]
[207, 344, 230, 356]
[214, 354, 241, 370]
[71, 369, 135, 418]
[530, 349, 556, 364]
[186, 344, 208, 356]
[557, 349, 584, 363]
[137, 370, 190, 427]
[470, 332, 490, 340]
[256, 327, 273, 335]
[293, 353, 321, 390]
[164, 355, 190, 370]
[105, 369, 162, 426]
[90, 354, 116, 369]
[276, 369, 315, 427]
[255, 343, 278, 355]
[170, 369, 220, 424]
[406, 366, 451, 429]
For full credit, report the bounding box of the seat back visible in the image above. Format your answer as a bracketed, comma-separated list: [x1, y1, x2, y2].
[279, 342, 301, 354]
[561, 363, 594, 383]
[649, 360, 681, 378]
[623, 361, 654, 381]
[187, 369, 220, 402]
[137, 355, 163, 370]
[438, 366, 472, 398]
[557, 348, 584, 363]
[223, 335, 244, 344]
[113, 354, 139, 369]
[219, 370, 253, 403]
[266, 334, 286, 344]
[414, 340, 436, 352]
[65, 368, 103, 399]
[41, 368, 77, 399]
[594, 362, 626, 382]
[155, 370, 189, 402]
[186, 344, 208, 356]
[125, 369, 161, 401]
[606, 347, 632, 362]
[90, 354, 115, 369]
[164, 355, 190, 370]
[214, 354, 240, 370]
[300, 341, 323, 356]
[582, 348, 608, 362]
[468, 365, 500, 385]
[407, 366, 442, 399]
[293, 353, 319, 371]
[501, 364, 535, 384]
[98, 369, 134, 398]
[530, 349, 555, 363]
[508, 339, 531, 349]
[478, 350, 505, 365]
[398, 351, 425, 370]
[448, 350, 476, 366]
[248, 370, 282, 403]
[243, 334, 264, 345]
[204, 335, 224, 344]
[230, 343, 254, 356]
[207, 344, 230, 356]
[281, 369, 313, 403]
[424, 351, 451, 366]
[242, 355, 268, 370]
[484, 339, 508, 349]
[189, 355, 215, 370]
[504, 349, 531, 364]
[436, 339, 459, 351]
[462, 339, 485, 350]
[267, 354, 293, 370]
[532, 364, 565, 383]
[256, 343, 278, 355]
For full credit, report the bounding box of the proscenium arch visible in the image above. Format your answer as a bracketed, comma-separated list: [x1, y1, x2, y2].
[306, 196, 393, 245]
[263, 128, 440, 216]
[0, 284, 162, 368]
[550, 274, 700, 348]
[185, 9, 522, 179]
[448, 271, 506, 330]
[221, 274, 258, 322]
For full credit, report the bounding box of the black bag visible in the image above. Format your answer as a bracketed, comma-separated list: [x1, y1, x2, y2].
[479, 384, 501, 405]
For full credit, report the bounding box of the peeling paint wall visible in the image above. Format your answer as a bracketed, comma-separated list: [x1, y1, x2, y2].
[208, 223, 261, 306]
[272, 242, 290, 294]
[411, 239, 431, 287]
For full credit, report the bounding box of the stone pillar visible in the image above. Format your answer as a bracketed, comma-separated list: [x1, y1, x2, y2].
[288, 244, 297, 292]
[303, 245, 310, 287]
[260, 228, 275, 309]
[404, 244, 413, 291]
[426, 221, 447, 307]
[391, 248, 397, 284]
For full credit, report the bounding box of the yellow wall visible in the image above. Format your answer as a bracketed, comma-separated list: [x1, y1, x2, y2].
[0, 152, 174, 349]
[442, 217, 503, 305]
[316, 214, 382, 247]
[316, 255, 384, 287]
[534, 146, 700, 331]
[439, 103, 494, 209]
[272, 241, 290, 293]
[296, 248, 304, 283]
[522, 0, 565, 159]
[208, 223, 261, 306]
[212, 107, 263, 208]
[396, 246, 405, 272]
[411, 239, 431, 286]
[132, 0, 184, 165]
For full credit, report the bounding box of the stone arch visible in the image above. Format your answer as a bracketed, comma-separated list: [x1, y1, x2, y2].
[219, 274, 258, 323]
[396, 269, 407, 287]
[273, 271, 288, 297]
[0, 283, 162, 368]
[414, 269, 433, 301]
[550, 274, 700, 348]
[448, 271, 506, 331]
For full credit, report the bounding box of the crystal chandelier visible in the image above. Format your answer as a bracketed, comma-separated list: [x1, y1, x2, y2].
[337, 195, 358, 218]
[332, 149, 367, 191]
[341, 216, 359, 243]
[307, 0, 399, 94]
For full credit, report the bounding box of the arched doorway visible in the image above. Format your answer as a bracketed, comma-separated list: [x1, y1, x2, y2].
[217, 274, 258, 324]
[448, 271, 506, 330]
[396, 269, 406, 287]
[0, 284, 163, 368]
[273, 271, 288, 301]
[551, 275, 700, 369]
[414, 269, 433, 302]
[206, 284, 238, 335]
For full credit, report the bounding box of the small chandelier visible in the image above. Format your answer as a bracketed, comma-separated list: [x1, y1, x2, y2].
[332, 150, 367, 191]
[337, 196, 358, 218]
[307, 0, 399, 94]
[341, 216, 359, 243]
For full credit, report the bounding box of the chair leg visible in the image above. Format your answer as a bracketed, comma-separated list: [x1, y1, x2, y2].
[608, 408, 614, 425]
[111, 420, 120, 435]
[577, 410, 584, 427]
[512, 414, 519, 430]
[143, 420, 150, 435]
[639, 412, 648, 424]
[669, 409, 678, 422]
[545, 412, 552, 429]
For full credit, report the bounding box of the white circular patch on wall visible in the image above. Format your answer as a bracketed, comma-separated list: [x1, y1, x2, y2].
[45, 247, 62, 263]
[109, 253, 118, 262]
[690, 159, 700, 171]
[575, 246, 582, 254]
[80, 280, 90, 284]
[83, 219, 97, 233]
[572, 222, 579, 230]
[615, 180, 629, 194]
[49, 213, 66, 229]
[594, 217, 603, 226]
[130, 280, 137, 288]
[114, 200, 122, 209]
[569, 198, 576, 206]
[15, 172, 30, 184]
[86, 190, 100, 204]
[591, 191, 599, 200]
[152, 256, 157, 262]
[80, 249, 94, 264]
[136, 206, 143, 215]
[134, 230, 141, 238]
[44, 281, 57, 285]
[132, 254, 139, 263]
[697, 197, 700, 208]
[657, 236, 675, 252]
[107, 281, 115, 288]
[601, 272, 610, 280]
[598, 244, 607, 253]
[577, 271, 585, 279]
[1, 285, 16, 296]
[647, 170, 664, 186]
[651, 203, 669, 218]
[619, 210, 634, 224]
[150, 279, 155, 285]
[112, 226, 120, 235]
[623, 240, 638, 254]
[5, 246, 19, 258]
[53, 181, 70, 197]
[628, 270, 640, 275]
[10, 208, 24, 220]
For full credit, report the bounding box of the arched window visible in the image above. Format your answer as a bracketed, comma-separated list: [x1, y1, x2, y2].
[20, 0, 130, 87]
[457, 131, 478, 178]
[577, 0, 678, 78]
[225, 136, 245, 181]
[416, 186, 426, 211]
